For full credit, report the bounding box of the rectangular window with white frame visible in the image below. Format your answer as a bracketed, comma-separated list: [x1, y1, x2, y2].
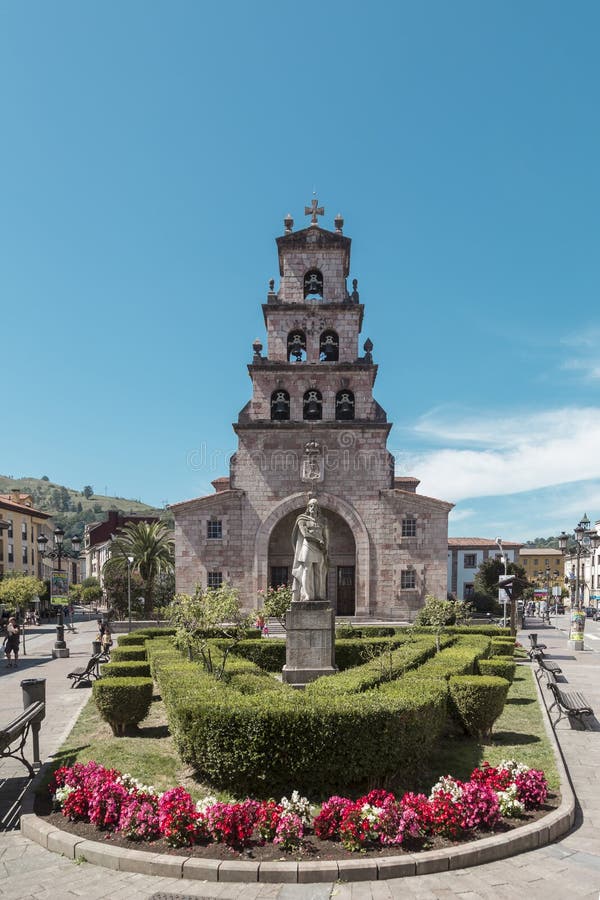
[207, 519, 223, 540]
[401, 517, 417, 537]
[400, 569, 416, 589]
[207, 571, 223, 589]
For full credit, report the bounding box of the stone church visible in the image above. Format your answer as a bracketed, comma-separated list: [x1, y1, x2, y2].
[172, 202, 453, 619]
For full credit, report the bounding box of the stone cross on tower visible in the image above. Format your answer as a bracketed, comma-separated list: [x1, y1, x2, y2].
[304, 197, 324, 226]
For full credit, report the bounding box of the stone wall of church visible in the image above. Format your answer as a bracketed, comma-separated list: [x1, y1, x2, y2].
[279, 249, 348, 303]
[264, 305, 362, 362]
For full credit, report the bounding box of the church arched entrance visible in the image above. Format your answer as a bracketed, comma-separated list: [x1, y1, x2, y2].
[267, 506, 356, 615]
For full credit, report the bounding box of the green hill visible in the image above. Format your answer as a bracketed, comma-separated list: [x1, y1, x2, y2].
[0, 474, 169, 540]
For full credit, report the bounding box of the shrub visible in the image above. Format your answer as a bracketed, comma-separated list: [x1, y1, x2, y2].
[93, 677, 154, 736]
[477, 657, 516, 683]
[490, 638, 515, 657]
[448, 675, 510, 739]
[148, 640, 448, 796]
[116, 628, 176, 647]
[213, 639, 285, 672]
[406, 645, 480, 680]
[228, 673, 285, 694]
[111, 647, 147, 662]
[101, 661, 152, 679]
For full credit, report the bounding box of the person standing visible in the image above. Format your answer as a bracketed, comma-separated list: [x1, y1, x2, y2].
[4, 616, 21, 668]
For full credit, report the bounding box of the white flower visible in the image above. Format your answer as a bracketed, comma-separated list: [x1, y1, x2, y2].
[361, 803, 383, 824]
[430, 775, 463, 801]
[196, 794, 218, 813]
[53, 785, 75, 806]
[499, 759, 529, 777]
[497, 784, 525, 817]
[280, 790, 313, 825]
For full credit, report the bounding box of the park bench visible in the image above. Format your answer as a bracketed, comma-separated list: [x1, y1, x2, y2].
[528, 634, 547, 655]
[67, 652, 107, 688]
[534, 655, 563, 682]
[0, 701, 45, 777]
[547, 680, 594, 729]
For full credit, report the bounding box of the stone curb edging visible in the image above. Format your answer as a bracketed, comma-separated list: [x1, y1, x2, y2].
[19, 657, 576, 884]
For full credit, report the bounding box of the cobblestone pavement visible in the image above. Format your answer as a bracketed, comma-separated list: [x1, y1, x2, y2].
[1, 616, 599, 899]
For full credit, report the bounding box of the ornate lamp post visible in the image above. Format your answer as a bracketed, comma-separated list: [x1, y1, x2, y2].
[37, 527, 82, 659]
[127, 555, 134, 633]
[559, 515, 600, 651]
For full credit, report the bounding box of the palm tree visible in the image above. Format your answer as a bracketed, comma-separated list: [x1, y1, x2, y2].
[104, 521, 174, 618]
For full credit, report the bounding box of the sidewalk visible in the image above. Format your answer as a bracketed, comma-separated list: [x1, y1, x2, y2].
[1, 618, 599, 898]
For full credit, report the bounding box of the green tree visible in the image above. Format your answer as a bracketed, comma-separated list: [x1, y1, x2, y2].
[102, 567, 144, 619]
[41, 475, 50, 481]
[0, 574, 45, 616]
[167, 583, 251, 678]
[83, 485, 94, 499]
[258, 584, 292, 630]
[415, 595, 471, 651]
[104, 521, 174, 617]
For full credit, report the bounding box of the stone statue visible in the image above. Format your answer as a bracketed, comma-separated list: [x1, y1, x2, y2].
[291, 498, 328, 602]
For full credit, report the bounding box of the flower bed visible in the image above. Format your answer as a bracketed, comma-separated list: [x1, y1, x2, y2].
[47, 759, 550, 857]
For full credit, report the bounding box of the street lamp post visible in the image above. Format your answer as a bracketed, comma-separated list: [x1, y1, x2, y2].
[559, 514, 600, 651]
[496, 538, 510, 629]
[127, 556, 134, 633]
[37, 527, 82, 659]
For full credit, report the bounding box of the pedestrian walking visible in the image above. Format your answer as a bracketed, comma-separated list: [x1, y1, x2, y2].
[4, 616, 21, 668]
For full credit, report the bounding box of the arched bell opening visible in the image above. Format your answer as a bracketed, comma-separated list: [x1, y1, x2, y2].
[335, 389, 355, 421]
[304, 268, 324, 300]
[303, 388, 322, 420]
[320, 329, 339, 362]
[267, 507, 356, 614]
[270, 389, 290, 421]
[287, 330, 307, 362]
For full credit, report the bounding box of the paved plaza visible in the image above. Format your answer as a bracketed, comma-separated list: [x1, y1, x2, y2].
[1, 615, 599, 899]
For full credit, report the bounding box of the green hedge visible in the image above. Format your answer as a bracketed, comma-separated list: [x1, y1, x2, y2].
[212, 639, 286, 672]
[117, 627, 176, 647]
[490, 638, 515, 656]
[216, 635, 410, 673]
[92, 676, 153, 736]
[307, 637, 443, 697]
[110, 646, 147, 662]
[101, 661, 152, 679]
[477, 656, 516, 683]
[335, 625, 396, 639]
[401, 624, 510, 637]
[448, 675, 510, 739]
[228, 672, 286, 694]
[406, 644, 482, 680]
[147, 640, 448, 796]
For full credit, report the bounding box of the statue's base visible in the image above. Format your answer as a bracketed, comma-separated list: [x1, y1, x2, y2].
[282, 601, 337, 689]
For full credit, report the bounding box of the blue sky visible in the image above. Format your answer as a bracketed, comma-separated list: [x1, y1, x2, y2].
[2, 1, 599, 542]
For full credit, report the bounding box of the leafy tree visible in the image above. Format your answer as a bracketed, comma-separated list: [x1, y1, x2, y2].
[102, 567, 144, 619]
[415, 595, 471, 651]
[83, 485, 94, 499]
[0, 574, 45, 616]
[104, 521, 174, 617]
[41, 475, 50, 482]
[258, 584, 292, 630]
[167, 584, 251, 678]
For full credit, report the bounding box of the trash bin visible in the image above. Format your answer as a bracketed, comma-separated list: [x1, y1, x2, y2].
[21, 678, 46, 722]
[92, 640, 102, 655]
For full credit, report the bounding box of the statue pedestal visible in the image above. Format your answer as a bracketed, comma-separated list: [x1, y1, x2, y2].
[282, 601, 337, 688]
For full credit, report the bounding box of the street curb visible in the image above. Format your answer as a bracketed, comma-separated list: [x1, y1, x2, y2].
[19, 655, 576, 883]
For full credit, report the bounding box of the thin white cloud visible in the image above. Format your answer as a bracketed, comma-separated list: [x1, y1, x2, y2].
[560, 327, 600, 380]
[397, 406, 600, 502]
[448, 507, 476, 522]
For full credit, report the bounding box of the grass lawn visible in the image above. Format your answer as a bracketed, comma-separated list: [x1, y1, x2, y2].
[41, 659, 559, 802]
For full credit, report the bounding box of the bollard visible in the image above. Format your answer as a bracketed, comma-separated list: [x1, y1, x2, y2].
[92, 640, 102, 656]
[21, 678, 46, 769]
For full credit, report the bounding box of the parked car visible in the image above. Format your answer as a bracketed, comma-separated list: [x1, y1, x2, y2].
[584, 606, 595, 618]
[593, 608, 600, 621]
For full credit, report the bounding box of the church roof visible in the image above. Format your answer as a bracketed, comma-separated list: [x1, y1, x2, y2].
[276, 225, 351, 277]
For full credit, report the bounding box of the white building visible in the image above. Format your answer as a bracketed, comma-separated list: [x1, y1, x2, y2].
[448, 538, 521, 602]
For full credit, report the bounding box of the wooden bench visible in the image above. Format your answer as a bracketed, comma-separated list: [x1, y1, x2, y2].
[547, 681, 594, 728]
[535, 655, 563, 682]
[528, 634, 547, 656]
[67, 652, 106, 688]
[0, 701, 45, 777]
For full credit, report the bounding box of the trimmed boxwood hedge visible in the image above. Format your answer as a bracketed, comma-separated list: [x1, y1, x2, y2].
[405, 644, 482, 680]
[335, 625, 396, 639]
[101, 661, 152, 679]
[490, 638, 515, 656]
[307, 636, 444, 696]
[477, 656, 516, 683]
[92, 676, 153, 736]
[116, 627, 176, 647]
[147, 640, 448, 796]
[448, 674, 510, 738]
[110, 646, 147, 662]
[400, 624, 510, 637]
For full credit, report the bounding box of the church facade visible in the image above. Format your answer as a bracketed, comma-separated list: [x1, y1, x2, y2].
[172, 203, 453, 620]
